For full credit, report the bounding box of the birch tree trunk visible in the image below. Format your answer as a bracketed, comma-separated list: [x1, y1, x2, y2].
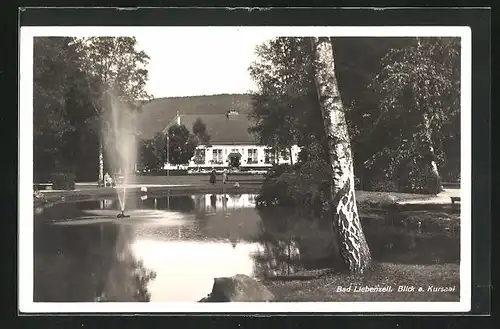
[310, 37, 371, 273]
[98, 139, 104, 186]
[422, 112, 442, 193]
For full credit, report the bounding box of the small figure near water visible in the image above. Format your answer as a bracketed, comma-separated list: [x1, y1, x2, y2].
[104, 172, 114, 187]
[209, 169, 217, 185]
[222, 168, 229, 184]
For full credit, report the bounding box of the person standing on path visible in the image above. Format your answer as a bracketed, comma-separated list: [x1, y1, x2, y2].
[222, 168, 228, 184]
[210, 169, 217, 185]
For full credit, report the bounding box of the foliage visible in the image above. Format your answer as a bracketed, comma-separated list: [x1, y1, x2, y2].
[72, 37, 153, 181]
[167, 124, 198, 166]
[139, 133, 166, 170]
[368, 37, 460, 192]
[296, 138, 328, 166]
[365, 139, 443, 194]
[248, 37, 460, 194]
[34, 37, 98, 181]
[332, 37, 417, 159]
[368, 180, 399, 193]
[33, 37, 154, 182]
[256, 161, 332, 218]
[49, 173, 76, 190]
[192, 117, 211, 146]
[248, 37, 326, 153]
[73, 37, 152, 110]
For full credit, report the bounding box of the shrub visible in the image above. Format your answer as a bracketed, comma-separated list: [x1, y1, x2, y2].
[257, 164, 296, 208]
[49, 173, 76, 190]
[366, 143, 445, 194]
[369, 180, 399, 193]
[140, 169, 189, 176]
[402, 162, 443, 195]
[262, 164, 294, 182]
[256, 160, 332, 218]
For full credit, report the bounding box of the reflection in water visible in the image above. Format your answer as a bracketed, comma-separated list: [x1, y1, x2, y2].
[34, 193, 459, 302]
[34, 222, 156, 302]
[253, 239, 302, 277]
[131, 239, 259, 301]
[100, 199, 114, 209]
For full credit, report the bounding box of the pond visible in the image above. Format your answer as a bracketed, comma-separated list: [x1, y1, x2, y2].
[33, 193, 460, 302]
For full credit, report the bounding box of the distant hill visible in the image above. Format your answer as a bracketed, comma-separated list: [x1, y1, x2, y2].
[136, 94, 253, 140]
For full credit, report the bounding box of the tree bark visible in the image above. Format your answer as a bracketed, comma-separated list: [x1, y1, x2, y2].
[310, 37, 371, 273]
[422, 112, 442, 193]
[98, 139, 104, 186]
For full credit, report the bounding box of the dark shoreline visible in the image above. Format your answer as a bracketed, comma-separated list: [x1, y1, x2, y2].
[35, 184, 262, 205]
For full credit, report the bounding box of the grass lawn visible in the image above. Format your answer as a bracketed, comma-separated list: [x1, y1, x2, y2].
[355, 190, 436, 206]
[264, 262, 460, 302]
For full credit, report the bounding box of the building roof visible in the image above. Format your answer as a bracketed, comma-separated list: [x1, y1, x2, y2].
[165, 113, 257, 145]
[136, 94, 254, 140]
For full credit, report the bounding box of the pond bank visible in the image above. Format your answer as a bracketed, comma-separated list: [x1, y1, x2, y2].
[35, 183, 262, 205]
[35, 185, 452, 206]
[262, 262, 460, 302]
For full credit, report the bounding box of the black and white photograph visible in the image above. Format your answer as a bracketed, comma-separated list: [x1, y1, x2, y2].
[20, 24, 471, 313]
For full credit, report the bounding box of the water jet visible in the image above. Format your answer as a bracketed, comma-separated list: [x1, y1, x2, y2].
[102, 91, 138, 216]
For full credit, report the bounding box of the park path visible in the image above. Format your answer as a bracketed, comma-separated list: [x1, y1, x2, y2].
[397, 187, 461, 205]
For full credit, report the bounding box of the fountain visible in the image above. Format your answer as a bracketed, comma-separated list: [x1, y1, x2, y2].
[116, 210, 130, 218]
[103, 91, 138, 218]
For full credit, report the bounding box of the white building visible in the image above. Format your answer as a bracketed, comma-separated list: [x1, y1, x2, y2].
[162, 110, 301, 172]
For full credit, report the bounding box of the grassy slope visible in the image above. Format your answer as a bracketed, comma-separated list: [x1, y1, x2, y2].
[137, 94, 253, 140]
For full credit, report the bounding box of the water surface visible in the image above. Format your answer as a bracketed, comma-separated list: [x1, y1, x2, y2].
[34, 193, 459, 302]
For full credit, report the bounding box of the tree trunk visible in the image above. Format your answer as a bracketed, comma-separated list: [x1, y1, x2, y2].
[289, 146, 293, 166]
[310, 37, 371, 273]
[98, 139, 104, 186]
[422, 113, 442, 193]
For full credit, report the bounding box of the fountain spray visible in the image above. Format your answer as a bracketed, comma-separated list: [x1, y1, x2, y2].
[102, 91, 138, 218]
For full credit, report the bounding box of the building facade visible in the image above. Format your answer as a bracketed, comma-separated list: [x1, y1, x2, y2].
[162, 110, 301, 172]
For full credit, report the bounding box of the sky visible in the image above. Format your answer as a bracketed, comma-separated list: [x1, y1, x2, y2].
[133, 29, 273, 98]
[26, 26, 469, 99]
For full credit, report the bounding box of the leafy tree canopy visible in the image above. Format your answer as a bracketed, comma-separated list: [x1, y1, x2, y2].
[166, 124, 198, 166]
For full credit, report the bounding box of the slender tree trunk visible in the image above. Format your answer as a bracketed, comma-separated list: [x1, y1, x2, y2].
[422, 113, 442, 193]
[98, 139, 104, 186]
[310, 37, 371, 273]
[289, 146, 293, 165]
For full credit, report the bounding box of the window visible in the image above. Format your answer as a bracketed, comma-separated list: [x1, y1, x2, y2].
[194, 149, 206, 164]
[212, 149, 223, 164]
[247, 149, 258, 164]
[264, 149, 275, 164]
[280, 150, 290, 160]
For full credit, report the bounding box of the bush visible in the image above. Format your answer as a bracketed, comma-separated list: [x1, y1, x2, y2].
[256, 161, 332, 218]
[366, 144, 445, 194]
[140, 169, 188, 176]
[49, 173, 76, 190]
[404, 164, 442, 194]
[262, 164, 294, 182]
[369, 180, 399, 193]
[257, 164, 296, 208]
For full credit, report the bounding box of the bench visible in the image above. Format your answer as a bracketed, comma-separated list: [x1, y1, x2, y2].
[450, 196, 461, 204]
[34, 183, 53, 190]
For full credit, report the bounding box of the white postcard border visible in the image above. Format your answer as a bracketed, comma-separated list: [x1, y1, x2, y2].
[19, 26, 472, 313]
